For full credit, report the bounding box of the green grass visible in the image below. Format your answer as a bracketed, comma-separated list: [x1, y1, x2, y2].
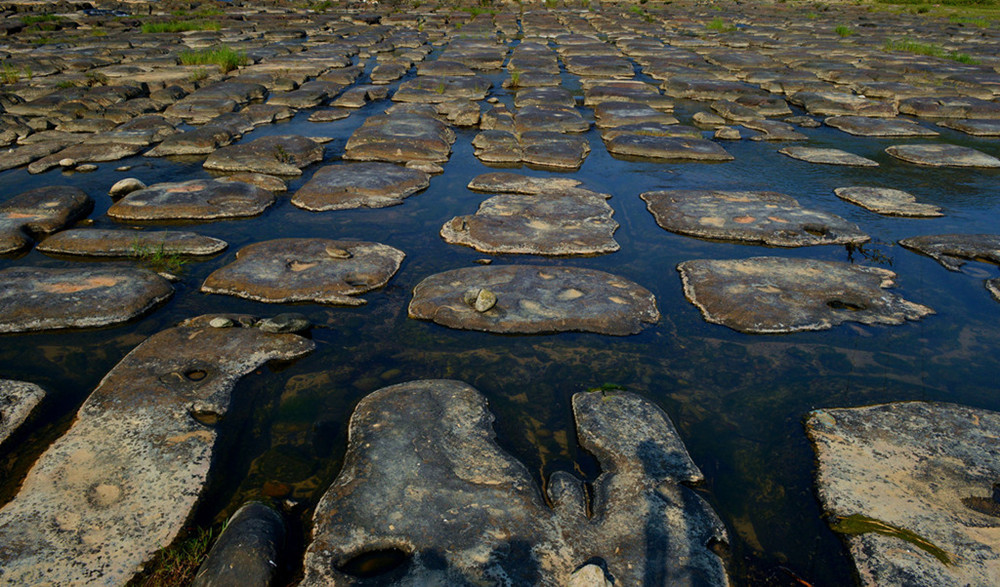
[129, 241, 189, 274]
[877, 0, 996, 5]
[21, 13, 61, 25]
[171, 8, 223, 18]
[1, 64, 24, 84]
[127, 526, 218, 587]
[835, 25, 855, 36]
[806, 11, 819, 19]
[883, 38, 979, 63]
[950, 14, 992, 25]
[706, 17, 737, 32]
[141, 20, 221, 34]
[831, 514, 952, 566]
[178, 46, 247, 73]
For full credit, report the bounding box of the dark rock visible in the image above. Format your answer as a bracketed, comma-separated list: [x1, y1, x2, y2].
[885, 144, 1000, 168]
[37, 229, 228, 258]
[202, 239, 405, 306]
[899, 234, 1000, 271]
[301, 380, 726, 585]
[678, 257, 933, 334]
[825, 116, 938, 137]
[605, 134, 734, 161]
[0, 185, 92, 254]
[257, 314, 311, 334]
[344, 113, 454, 164]
[204, 136, 324, 176]
[107, 179, 275, 222]
[191, 502, 286, 587]
[291, 162, 429, 211]
[0, 266, 173, 333]
[0, 380, 45, 446]
[409, 265, 658, 335]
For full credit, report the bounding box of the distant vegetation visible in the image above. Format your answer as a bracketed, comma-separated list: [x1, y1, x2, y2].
[883, 38, 979, 63]
[142, 20, 221, 33]
[179, 46, 248, 73]
[706, 17, 737, 32]
[835, 25, 855, 36]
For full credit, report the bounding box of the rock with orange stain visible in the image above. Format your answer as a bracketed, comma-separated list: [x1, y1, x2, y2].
[201, 238, 404, 305]
[107, 179, 275, 221]
[641, 189, 868, 247]
[0, 315, 314, 585]
[0, 266, 172, 333]
[677, 257, 933, 334]
[0, 186, 93, 254]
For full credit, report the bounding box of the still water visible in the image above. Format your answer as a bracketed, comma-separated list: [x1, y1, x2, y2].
[3, 51, 1000, 586]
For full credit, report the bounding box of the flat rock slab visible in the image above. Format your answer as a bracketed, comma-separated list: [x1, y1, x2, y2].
[0, 315, 314, 585]
[594, 101, 678, 128]
[605, 135, 734, 161]
[37, 229, 228, 257]
[825, 116, 939, 137]
[0, 186, 93, 254]
[898, 234, 1000, 271]
[291, 162, 429, 211]
[790, 91, 897, 118]
[344, 113, 454, 164]
[107, 179, 275, 222]
[0, 266, 173, 333]
[779, 147, 879, 167]
[806, 402, 1000, 587]
[409, 265, 658, 335]
[203, 136, 324, 176]
[520, 132, 591, 170]
[899, 97, 1000, 119]
[0, 380, 45, 446]
[835, 187, 943, 218]
[28, 142, 147, 175]
[301, 380, 727, 585]
[885, 144, 1000, 168]
[641, 190, 869, 247]
[937, 119, 1000, 137]
[467, 172, 581, 194]
[441, 190, 618, 255]
[201, 239, 404, 306]
[678, 257, 933, 334]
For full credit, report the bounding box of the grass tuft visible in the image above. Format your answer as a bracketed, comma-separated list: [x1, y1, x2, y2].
[129, 240, 189, 274]
[884, 38, 979, 64]
[835, 25, 855, 36]
[706, 17, 737, 32]
[142, 20, 221, 34]
[831, 514, 952, 566]
[178, 46, 247, 73]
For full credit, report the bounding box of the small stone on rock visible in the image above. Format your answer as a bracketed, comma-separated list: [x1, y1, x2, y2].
[257, 313, 311, 334]
[209, 317, 234, 328]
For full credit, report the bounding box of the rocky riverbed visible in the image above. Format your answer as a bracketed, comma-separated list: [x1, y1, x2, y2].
[2, 0, 1000, 585]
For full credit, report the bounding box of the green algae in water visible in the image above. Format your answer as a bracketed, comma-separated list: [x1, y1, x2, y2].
[831, 514, 952, 566]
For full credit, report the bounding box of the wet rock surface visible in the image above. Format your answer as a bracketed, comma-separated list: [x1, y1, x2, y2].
[107, 179, 275, 222]
[806, 402, 1000, 587]
[0, 316, 313, 585]
[835, 187, 943, 218]
[605, 134, 734, 161]
[409, 265, 658, 335]
[204, 135, 325, 176]
[0, 266, 173, 333]
[641, 189, 869, 247]
[292, 162, 429, 211]
[825, 116, 939, 137]
[301, 380, 727, 585]
[0, 380, 45, 446]
[899, 234, 1000, 271]
[678, 257, 934, 334]
[202, 238, 404, 306]
[885, 144, 1000, 168]
[779, 146, 879, 167]
[37, 229, 228, 258]
[0, 186, 93, 254]
[191, 502, 286, 587]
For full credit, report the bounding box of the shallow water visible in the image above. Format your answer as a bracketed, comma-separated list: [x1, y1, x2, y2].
[3, 34, 1000, 587]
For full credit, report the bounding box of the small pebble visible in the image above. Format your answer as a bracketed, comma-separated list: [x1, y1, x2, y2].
[58, 158, 76, 168]
[75, 164, 98, 172]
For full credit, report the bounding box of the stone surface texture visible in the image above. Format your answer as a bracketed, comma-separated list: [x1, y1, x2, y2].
[0, 380, 45, 446]
[37, 229, 228, 257]
[835, 187, 943, 218]
[0, 186, 93, 254]
[899, 234, 1000, 271]
[0, 316, 314, 585]
[292, 162, 430, 211]
[301, 380, 728, 586]
[107, 179, 275, 222]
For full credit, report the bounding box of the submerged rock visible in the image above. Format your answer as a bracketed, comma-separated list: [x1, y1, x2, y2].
[0, 380, 45, 446]
[779, 146, 879, 167]
[898, 234, 1000, 271]
[835, 187, 943, 218]
[0, 266, 173, 333]
[301, 380, 727, 585]
[37, 229, 228, 257]
[441, 189, 618, 256]
[641, 189, 869, 247]
[677, 257, 933, 334]
[107, 179, 275, 222]
[806, 402, 1000, 587]
[292, 162, 430, 211]
[0, 316, 313, 585]
[202, 239, 404, 306]
[409, 265, 658, 335]
[191, 502, 286, 587]
[885, 144, 1000, 168]
[0, 186, 93, 254]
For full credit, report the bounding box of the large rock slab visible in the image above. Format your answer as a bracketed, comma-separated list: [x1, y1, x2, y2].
[937, 119, 1000, 137]
[107, 179, 275, 222]
[0, 186, 93, 254]
[898, 234, 1000, 271]
[899, 96, 1000, 119]
[28, 141, 147, 175]
[203, 135, 324, 176]
[520, 131, 591, 170]
[0, 315, 314, 585]
[343, 113, 454, 164]
[301, 380, 727, 585]
[0, 266, 173, 334]
[806, 402, 1000, 587]
[885, 144, 1000, 168]
[825, 116, 939, 137]
[201, 239, 404, 306]
[37, 229, 228, 257]
[605, 135, 734, 161]
[441, 189, 618, 256]
[790, 91, 897, 117]
[409, 265, 658, 335]
[0, 380, 45, 446]
[291, 162, 429, 211]
[641, 190, 869, 247]
[834, 187, 943, 218]
[467, 172, 581, 194]
[678, 257, 933, 334]
[779, 146, 879, 167]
